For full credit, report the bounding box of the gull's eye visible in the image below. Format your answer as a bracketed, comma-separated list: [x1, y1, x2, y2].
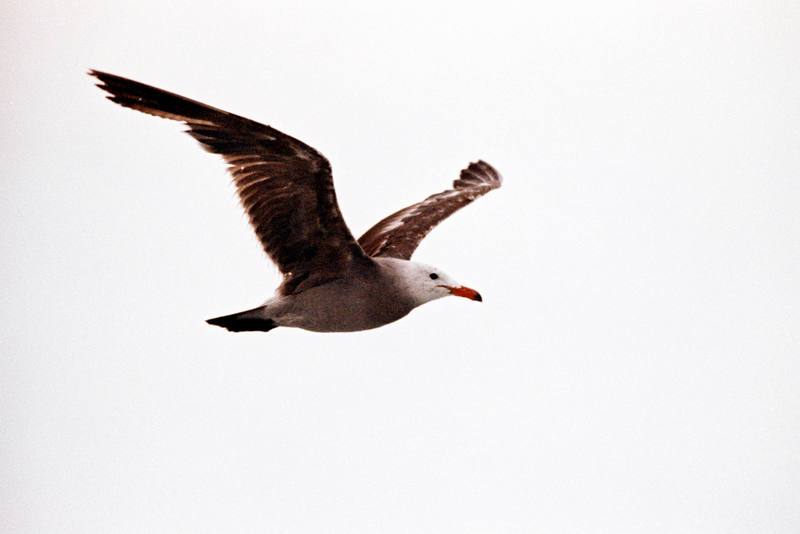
[429, 273, 439, 280]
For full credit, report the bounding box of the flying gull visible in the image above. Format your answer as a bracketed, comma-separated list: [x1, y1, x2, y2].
[90, 70, 503, 333]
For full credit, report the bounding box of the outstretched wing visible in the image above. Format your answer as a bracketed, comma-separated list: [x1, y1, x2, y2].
[90, 70, 369, 292]
[358, 160, 502, 259]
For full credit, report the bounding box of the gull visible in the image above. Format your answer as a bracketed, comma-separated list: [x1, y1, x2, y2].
[90, 70, 502, 333]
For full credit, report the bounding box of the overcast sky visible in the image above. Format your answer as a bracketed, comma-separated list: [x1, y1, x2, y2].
[2, 1, 799, 532]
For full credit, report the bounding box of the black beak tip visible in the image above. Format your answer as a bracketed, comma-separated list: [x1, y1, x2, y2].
[474, 292, 483, 302]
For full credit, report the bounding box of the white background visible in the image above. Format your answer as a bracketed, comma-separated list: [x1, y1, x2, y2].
[3, 1, 799, 532]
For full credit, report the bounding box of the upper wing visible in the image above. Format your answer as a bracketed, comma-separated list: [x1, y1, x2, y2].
[358, 160, 502, 259]
[90, 70, 369, 291]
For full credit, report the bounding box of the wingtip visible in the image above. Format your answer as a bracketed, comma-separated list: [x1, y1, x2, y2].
[88, 69, 112, 93]
[87, 69, 126, 89]
[454, 159, 503, 189]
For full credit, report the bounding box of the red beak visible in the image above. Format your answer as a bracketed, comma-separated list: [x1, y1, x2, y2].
[445, 285, 483, 302]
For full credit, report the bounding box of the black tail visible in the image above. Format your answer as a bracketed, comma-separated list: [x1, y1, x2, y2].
[206, 307, 278, 333]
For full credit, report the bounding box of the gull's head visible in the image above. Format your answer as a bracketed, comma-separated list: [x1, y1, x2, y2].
[393, 260, 482, 306]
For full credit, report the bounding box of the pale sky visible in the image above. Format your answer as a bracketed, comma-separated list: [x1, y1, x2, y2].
[2, 1, 799, 532]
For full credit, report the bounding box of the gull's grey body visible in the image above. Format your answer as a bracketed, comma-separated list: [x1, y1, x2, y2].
[255, 258, 429, 332]
[90, 70, 502, 333]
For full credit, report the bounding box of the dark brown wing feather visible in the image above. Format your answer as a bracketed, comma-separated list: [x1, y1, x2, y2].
[358, 160, 502, 259]
[90, 70, 369, 293]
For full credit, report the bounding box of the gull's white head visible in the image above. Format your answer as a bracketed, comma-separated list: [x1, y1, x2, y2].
[390, 260, 482, 306]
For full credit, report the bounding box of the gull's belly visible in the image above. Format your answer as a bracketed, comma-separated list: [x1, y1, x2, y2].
[271, 279, 415, 333]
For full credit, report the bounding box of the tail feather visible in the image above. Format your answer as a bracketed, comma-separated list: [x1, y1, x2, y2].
[206, 306, 277, 333]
